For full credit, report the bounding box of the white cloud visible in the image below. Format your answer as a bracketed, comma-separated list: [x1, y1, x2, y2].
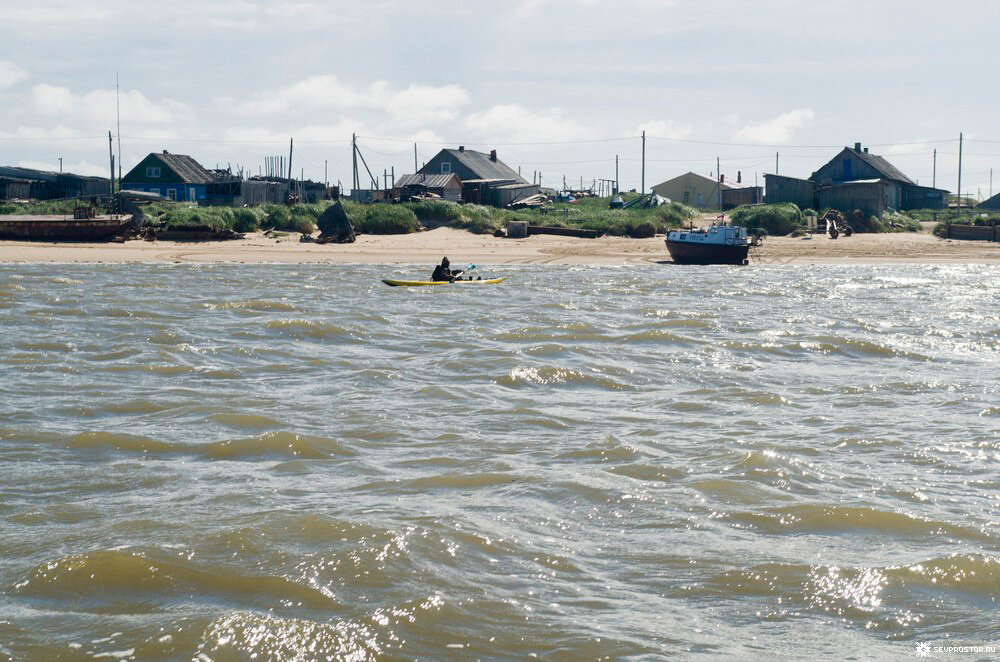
[463, 103, 592, 143]
[232, 75, 470, 126]
[632, 120, 691, 140]
[0, 60, 29, 89]
[30, 84, 191, 125]
[732, 108, 816, 144]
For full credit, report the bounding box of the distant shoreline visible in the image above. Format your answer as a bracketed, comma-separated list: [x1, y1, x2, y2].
[0, 227, 998, 265]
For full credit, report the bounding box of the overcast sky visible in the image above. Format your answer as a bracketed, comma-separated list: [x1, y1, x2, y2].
[2, 0, 998, 197]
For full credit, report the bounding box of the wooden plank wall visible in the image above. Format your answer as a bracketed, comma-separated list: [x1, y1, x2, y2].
[945, 222, 998, 241]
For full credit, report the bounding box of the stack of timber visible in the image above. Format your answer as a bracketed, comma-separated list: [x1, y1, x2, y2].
[527, 225, 601, 239]
[944, 222, 999, 241]
[151, 227, 244, 241]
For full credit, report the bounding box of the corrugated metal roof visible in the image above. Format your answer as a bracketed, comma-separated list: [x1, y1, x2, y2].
[439, 149, 527, 183]
[395, 173, 459, 188]
[831, 178, 885, 185]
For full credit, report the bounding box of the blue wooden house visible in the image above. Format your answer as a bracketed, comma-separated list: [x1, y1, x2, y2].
[121, 151, 214, 202]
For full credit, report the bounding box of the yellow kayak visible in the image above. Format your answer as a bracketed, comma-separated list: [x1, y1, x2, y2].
[382, 278, 506, 287]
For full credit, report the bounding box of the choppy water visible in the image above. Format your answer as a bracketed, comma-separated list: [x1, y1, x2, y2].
[0, 262, 998, 660]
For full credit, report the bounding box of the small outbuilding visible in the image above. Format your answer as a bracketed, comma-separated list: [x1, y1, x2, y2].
[394, 173, 462, 202]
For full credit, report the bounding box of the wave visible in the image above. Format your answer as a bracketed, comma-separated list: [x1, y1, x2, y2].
[66, 430, 355, 460]
[719, 504, 993, 542]
[495, 365, 633, 391]
[265, 318, 351, 340]
[15, 548, 337, 610]
[207, 299, 298, 312]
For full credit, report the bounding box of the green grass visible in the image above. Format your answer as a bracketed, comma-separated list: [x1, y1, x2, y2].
[730, 203, 803, 235]
[0, 199, 92, 215]
[2, 195, 698, 239]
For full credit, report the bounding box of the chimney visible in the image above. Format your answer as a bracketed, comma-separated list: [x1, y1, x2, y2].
[458, 146, 465, 152]
[863, 147, 869, 154]
[720, 174, 725, 184]
[737, 171, 742, 183]
[163, 150, 169, 154]
[854, 142, 862, 152]
[490, 149, 497, 162]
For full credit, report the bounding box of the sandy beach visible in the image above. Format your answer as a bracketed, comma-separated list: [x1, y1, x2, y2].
[0, 227, 998, 265]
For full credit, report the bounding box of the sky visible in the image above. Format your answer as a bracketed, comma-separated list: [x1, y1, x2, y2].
[2, 0, 999, 198]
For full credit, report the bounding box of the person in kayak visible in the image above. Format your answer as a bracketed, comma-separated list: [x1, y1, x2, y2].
[431, 257, 463, 282]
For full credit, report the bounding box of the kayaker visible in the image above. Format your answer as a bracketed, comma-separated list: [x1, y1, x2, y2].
[431, 257, 463, 282]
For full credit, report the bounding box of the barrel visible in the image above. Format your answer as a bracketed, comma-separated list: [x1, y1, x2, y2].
[508, 221, 528, 238]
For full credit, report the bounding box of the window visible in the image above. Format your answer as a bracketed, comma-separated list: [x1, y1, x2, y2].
[189, 188, 196, 201]
[696, 193, 704, 206]
[682, 191, 690, 204]
[166, 189, 177, 201]
[441, 162, 451, 174]
[150, 188, 160, 195]
[146, 167, 161, 178]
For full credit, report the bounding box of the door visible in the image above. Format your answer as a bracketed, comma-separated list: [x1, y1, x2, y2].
[189, 188, 196, 202]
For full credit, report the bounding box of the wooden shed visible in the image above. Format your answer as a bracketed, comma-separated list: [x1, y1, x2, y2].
[394, 173, 462, 201]
[765, 174, 815, 210]
[817, 179, 889, 220]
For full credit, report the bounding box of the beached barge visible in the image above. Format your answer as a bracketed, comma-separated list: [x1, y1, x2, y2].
[0, 207, 132, 242]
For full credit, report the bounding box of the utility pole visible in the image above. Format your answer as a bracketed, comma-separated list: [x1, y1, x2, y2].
[116, 72, 122, 184]
[413, 143, 418, 173]
[324, 160, 328, 195]
[352, 134, 359, 193]
[641, 130, 646, 195]
[563, 175, 566, 191]
[288, 138, 295, 199]
[107, 131, 114, 197]
[391, 166, 395, 188]
[957, 132, 963, 213]
[58, 157, 62, 173]
[775, 151, 779, 175]
[716, 156, 722, 213]
[991, 168, 993, 199]
[933, 149, 937, 189]
[615, 154, 619, 193]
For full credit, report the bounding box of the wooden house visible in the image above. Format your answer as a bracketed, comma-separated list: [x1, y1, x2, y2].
[652, 171, 761, 210]
[121, 151, 215, 202]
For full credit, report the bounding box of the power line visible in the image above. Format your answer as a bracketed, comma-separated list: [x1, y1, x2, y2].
[356, 134, 638, 146]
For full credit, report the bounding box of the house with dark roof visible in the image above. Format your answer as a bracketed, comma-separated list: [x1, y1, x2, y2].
[415, 147, 539, 207]
[418, 147, 527, 183]
[121, 151, 215, 202]
[766, 142, 948, 218]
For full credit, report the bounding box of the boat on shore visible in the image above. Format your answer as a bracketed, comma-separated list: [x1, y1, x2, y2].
[665, 224, 750, 265]
[0, 207, 132, 242]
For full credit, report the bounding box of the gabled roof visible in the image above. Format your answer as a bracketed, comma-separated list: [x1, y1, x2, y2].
[156, 153, 214, 184]
[812, 147, 915, 186]
[395, 173, 460, 188]
[439, 149, 526, 183]
[124, 152, 214, 184]
[654, 171, 753, 190]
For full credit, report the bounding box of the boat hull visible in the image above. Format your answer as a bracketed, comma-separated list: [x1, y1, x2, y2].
[665, 239, 749, 265]
[382, 278, 506, 287]
[0, 216, 132, 242]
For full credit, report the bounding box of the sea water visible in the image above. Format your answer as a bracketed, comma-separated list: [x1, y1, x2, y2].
[0, 263, 997, 660]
